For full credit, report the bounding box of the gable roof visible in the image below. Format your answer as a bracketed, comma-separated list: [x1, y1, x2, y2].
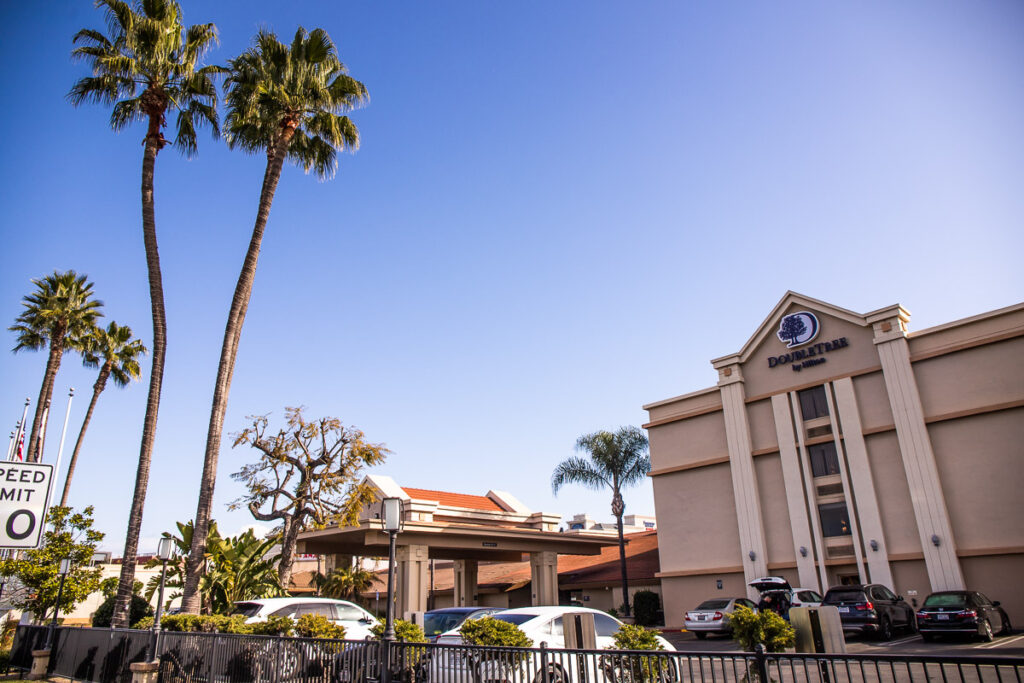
[711, 291, 902, 368]
[402, 487, 506, 512]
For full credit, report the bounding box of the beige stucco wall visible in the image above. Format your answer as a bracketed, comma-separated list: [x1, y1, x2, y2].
[660, 572, 746, 629]
[747, 400, 779, 453]
[929, 408, 1024, 551]
[914, 337, 1024, 417]
[961, 554, 1024, 623]
[753, 454, 795, 566]
[890, 560, 931, 609]
[651, 464, 740, 571]
[862, 432, 920, 555]
[648, 410, 728, 471]
[850, 371, 894, 429]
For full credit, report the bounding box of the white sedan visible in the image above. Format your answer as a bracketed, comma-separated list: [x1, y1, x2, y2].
[233, 597, 378, 640]
[431, 606, 676, 682]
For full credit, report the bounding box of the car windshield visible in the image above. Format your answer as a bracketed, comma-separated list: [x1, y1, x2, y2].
[695, 600, 730, 610]
[424, 612, 469, 636]
[824, 590, 867, 604]
[923, 594, 968, 609]
[492, 614, 540, 626]
[233, 602, 263, 617]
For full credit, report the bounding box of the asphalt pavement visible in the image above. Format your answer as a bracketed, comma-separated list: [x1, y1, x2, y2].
[660, 629, 1024, 657]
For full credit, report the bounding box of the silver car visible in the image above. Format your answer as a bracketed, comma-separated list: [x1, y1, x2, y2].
[684, 597, 758, 639]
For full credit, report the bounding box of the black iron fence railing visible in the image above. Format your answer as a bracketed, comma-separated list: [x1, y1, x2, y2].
[9, 625, 1024, 683]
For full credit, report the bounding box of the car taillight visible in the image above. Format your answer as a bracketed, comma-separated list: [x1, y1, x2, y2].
[685, 613, 694, 620]
[917, 612, 930, 620]
[712, 611, 723, 620]
[854, 602, 874, 611]
[957, 610, 977, 618]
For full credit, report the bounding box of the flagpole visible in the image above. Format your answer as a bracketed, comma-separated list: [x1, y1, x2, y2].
[49, 388, 74, 510]
[36, 400, 51, 464]
[10, 398, 30, 461]
[5, 430, 13, 460]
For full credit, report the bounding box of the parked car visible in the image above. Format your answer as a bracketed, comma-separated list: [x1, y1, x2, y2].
[916, 591, 1012, 642]
[790, 588, 824, 608]
[431, 606, 676, 682]
[423, 607, 506, 641]
[821, 584, 916, 640]
[233, 597, 378, 640]
[684, 597, 757, 639]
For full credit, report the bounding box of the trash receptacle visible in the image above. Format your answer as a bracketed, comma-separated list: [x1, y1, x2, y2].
[790, 605, 845, 653]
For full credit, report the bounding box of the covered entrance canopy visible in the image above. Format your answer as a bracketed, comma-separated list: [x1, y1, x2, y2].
[296, 475, 616, 620]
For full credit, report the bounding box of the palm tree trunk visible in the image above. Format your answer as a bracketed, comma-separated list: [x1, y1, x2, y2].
[26, 335, 65, 463]
[181, 130, 294, 613]
[277, 517, 300, 591]
[112, 117, 167, 628]
[613, 490, 631, 618]
[60, 364, 110, 506]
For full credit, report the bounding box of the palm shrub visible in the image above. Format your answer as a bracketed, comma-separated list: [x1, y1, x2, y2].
[729, 606, 795, 653]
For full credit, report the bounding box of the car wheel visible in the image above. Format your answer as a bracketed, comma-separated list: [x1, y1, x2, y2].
[694, 632, 707, 640]
[980, 619, 994, 642]
[878, 618, 893, 641]
[533, 663, 568, 683]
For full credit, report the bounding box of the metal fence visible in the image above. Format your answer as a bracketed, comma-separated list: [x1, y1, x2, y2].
[10, 626, 1024, 683]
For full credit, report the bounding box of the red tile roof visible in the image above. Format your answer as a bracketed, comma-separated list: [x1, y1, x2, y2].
[402, 487, 504, 512]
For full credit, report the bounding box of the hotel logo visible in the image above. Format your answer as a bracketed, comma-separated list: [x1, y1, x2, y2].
[777, 311, 820, 348]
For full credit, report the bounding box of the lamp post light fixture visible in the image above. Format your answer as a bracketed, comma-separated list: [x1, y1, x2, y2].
[381, 497, 404, 683]
[47, 558, 72, 649]
[149, 537, 176, 662]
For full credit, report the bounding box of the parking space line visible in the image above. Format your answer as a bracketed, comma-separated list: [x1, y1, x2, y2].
[878, 635, 918, 647]
[977, 634, 1024, 649]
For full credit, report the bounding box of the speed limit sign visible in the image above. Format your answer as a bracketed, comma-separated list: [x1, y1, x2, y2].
[0, 461, 53, 549]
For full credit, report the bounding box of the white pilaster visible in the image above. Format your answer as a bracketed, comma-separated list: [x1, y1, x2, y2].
[529, 551, 559, 606]
[771, 394, 819, 591]
[396, 544, 430, 620]
[831, 377, 894, 587]
[872, 312, 964, 591]
[453, 559, 479, 607]
[717, 365, 768, 598]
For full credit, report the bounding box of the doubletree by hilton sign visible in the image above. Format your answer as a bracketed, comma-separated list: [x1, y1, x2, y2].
[769, 311, 850, 372]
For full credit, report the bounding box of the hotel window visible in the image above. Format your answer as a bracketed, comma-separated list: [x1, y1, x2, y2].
[808, 442, 841, 477]
[798, 386, 829, 420]
[818, 502, 852, 537]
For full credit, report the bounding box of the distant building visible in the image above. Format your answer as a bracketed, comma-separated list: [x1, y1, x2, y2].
[565, 514, 657, 535]
[644, 292, 1024, 626]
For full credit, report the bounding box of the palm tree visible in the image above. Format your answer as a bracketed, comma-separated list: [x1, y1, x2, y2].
[181, 27, 367, 613]
[59, 322, 146, 506]
[552, 426, 650, 618]
[9, 271, 103, 463]
[314, 563, 375, 600]
[69, 0, 222, 628]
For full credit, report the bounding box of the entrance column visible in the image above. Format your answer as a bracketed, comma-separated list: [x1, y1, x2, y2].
[396, 544, 430, 621]
[870, 308, 964, 591]
[453, 559, 479, 606]
[529, 551, 558, 605]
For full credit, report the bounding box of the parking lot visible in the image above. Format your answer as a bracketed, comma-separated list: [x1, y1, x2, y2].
[661, 629, 1024, 657]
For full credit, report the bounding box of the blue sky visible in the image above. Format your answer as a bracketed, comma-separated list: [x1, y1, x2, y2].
[1, 1, 1022, 553]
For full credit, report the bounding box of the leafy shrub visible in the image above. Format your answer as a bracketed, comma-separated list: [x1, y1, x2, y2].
[729, 606, 794, 653]
[632, 591, 661, 626]
[92, 594, 153, 628]
[159, 613, 254, 634]
[459, 617, 532, 648]
[248, 615, 293, 636]
[370, 618, 426, 643]
[295, 614, 346, 639]
[607, 624, 670, 683]
[132, 616, 155, 629]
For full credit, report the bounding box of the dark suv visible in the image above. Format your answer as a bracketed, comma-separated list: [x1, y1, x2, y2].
[822, 584, 916, 640]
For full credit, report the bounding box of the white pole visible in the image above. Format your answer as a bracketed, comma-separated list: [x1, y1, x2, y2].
[51, 388, 75, 499]
[36, 400, 51, 463]
[5, 430, 13, 461]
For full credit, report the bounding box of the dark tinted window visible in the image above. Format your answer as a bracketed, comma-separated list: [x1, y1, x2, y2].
[234, 602, 263, 617]
[594, 614, 621, 637]
[696, 600, 730, 610]
[272, 604, 299, 618]
[873, 586, 897, 601]
[824, 590, 867, 604]
[424, 612, 465, 636]
[798, 386, 829, 420]
[975, 593, 993, 606]
[808, 442, 841, 477]
[493, 614, 539, 626]
[818, 502, 852, 537]
[922, 593, 968, 609]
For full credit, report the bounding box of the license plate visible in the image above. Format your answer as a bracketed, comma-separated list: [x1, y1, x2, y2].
[838, 607, 849, 613]
[937, 614, 949, 620]
[697, 615, 706, 621]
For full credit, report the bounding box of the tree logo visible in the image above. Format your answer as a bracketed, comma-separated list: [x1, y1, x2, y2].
[776, 311, 820, 348]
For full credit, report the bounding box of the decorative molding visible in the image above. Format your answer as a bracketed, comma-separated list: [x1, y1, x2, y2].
[744, 366, 882, 404]
[648, 455, 730, 477]
[657, 566, 743, 578]
[643, 403, 723, 429]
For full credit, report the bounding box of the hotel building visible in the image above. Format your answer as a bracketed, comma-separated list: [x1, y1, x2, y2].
[644, 292, 1024, 623]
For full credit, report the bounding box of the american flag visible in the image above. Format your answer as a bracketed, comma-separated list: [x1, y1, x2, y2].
[14, 432, 24, 461]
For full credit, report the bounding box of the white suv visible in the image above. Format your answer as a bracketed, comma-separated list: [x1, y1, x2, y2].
[233, 597, 378, 640]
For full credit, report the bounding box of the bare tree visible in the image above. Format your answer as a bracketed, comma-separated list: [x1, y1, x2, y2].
[230, 407, 388, 589]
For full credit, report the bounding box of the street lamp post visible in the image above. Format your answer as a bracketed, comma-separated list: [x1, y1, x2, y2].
[381, 497, 403, 683]
[149, 538, 175, 662]
[46, 558, 72, 650]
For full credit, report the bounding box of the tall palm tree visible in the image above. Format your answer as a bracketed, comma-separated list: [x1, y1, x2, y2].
[314, 563, 375, 600]
[69, 0, 222, 627]
[180, 27, 367, 613]
[9, 271, 103, 463]
[60, 322, 147, 507]
[552, 426, 650, 618]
